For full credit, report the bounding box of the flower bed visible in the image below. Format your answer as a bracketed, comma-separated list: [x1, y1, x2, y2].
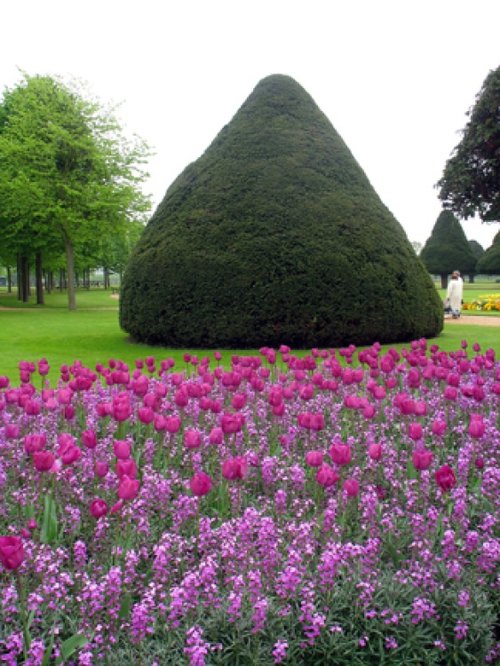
[463, 293, 500, 312]
[0, 341, 499, 664]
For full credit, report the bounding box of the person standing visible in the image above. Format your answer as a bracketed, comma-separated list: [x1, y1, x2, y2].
[446, 271, 463, 319]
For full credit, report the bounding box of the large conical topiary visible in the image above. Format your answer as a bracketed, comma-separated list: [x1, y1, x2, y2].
[476, 231, 500, 274]
[120, 74, 443, 348]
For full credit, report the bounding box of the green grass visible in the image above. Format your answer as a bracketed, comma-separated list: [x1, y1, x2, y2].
[0, 287, 498, 383]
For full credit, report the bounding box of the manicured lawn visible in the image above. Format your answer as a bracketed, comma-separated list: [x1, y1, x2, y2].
[0, 288, 498, 384]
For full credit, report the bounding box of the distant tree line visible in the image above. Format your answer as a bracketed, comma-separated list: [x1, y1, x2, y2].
[0, 73, 151, 308]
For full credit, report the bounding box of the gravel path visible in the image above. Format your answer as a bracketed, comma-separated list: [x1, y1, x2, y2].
[444, 315, 500, 326]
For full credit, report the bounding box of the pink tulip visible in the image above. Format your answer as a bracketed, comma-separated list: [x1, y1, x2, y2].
[431, 419, 447, 436]
[474, 457, 485, 470]
[5, 424, 20, 439]
[114, 439, 131, 459]
[305, 450, 324, 468]
[0, 536, 25, 570]
[316, 464, 339, 488]
[81, 430, 98, 450]
[408, 422, 423, 441]
[165, 415, 182, 434]
[138, 406, 154, 424]
[24, 433, 47, 454]
[33, 450, 55, 472]
[190, 471, 212, 497]
[329, 442, 352, 466]
[222, 456, 248, 481]
[89, 498, 108, 519]
[468, 417, 485, 439]
[112, 395, 132, 422]
[95, 461, 109, 478]
[116, 458, 137, 479]
[118, 475, 140, 500]
[209, 427, 223, 445]
[412, 448, 433, 471]
[368, 443, 382, 461]
[60, 446, 82, 465]
[343, 478, 360, 497]
[184, 429, 202, 449]
[220, 413, 245, 434]
[435, 465, 456, 492]
[231, 393, 247, 410]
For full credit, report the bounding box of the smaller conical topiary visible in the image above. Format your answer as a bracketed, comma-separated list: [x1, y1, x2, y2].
[420, 210, 477, 288]
[476, 231, 500, 274]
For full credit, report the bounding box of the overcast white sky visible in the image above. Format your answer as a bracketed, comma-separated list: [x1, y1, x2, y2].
[1, 0, 499, 248]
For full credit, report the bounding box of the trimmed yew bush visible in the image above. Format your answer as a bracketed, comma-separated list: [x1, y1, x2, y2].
[120, 75, 443, 347]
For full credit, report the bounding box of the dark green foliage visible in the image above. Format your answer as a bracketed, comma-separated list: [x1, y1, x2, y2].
[468, 239, 484, 261]
[420, 211, 477, 281]
[120, 74, 443, 348]
[437, 66, 500, 222]
[476, 231, 500, 273]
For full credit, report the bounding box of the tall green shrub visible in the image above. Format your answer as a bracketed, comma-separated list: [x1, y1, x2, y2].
[120, 74, 443, 348]
[476, 231, 500, 274]
[420, 210, 476, 288]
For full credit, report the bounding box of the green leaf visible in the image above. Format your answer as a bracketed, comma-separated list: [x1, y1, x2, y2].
[407, 461, 418, 480]
[40, 494, 58, 545]
[119, 592, 133, 619]
[41, 632, 56, 666]
[56, 633, 88, 664]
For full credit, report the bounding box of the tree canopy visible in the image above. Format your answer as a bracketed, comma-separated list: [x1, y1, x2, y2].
[437, 66, 500, 223]
[420, 210, 477, 287]
[468, 240, 484, 261]
[120, 74, 442, 348]
[0, 73, 151, 307]
[476, 231, 500, 274]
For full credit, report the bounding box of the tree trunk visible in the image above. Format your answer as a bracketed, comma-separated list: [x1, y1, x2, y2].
[17, 253, 22, 301]
[7, 266, 12, 293]
[35, 252, 44, 305]
[19, 255, 30, 302]
[104, 266, 110, 289]
[468, 274, 475, 284]
[440, 274, 448, 289]
[63, 232, 77, 310]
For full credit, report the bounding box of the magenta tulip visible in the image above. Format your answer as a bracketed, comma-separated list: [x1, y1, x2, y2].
[165, 415, 182, 434]
[190, 471, 212, 497]
[412, 448, 433, 471]
[24, 433, 47, 454]
[115, 458, 137, 479]
[184, 429, 202, 449]
[33, 450, 56, 472]
[435, 465, 456, 492]
[114, 439, 131, 459]
[316, 464, 339, 488]
[118, 475, 140, 500]
[368, 443, 382, 461]
[89, 498, 108, 519]
[95, 460, 109, 478]
[408, 422, 423, 441]
[305, 450, 324, 468]
[222, 456, 248, 481]
[343, 478, 360, 497]
[82, 430, 98, 449]
[329, 442, 352, 466]
[0, 536, 25, 570]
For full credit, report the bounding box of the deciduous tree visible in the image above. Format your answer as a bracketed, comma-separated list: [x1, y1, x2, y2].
[0, 73, 151, 309]
[437, 66, 500, 223]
